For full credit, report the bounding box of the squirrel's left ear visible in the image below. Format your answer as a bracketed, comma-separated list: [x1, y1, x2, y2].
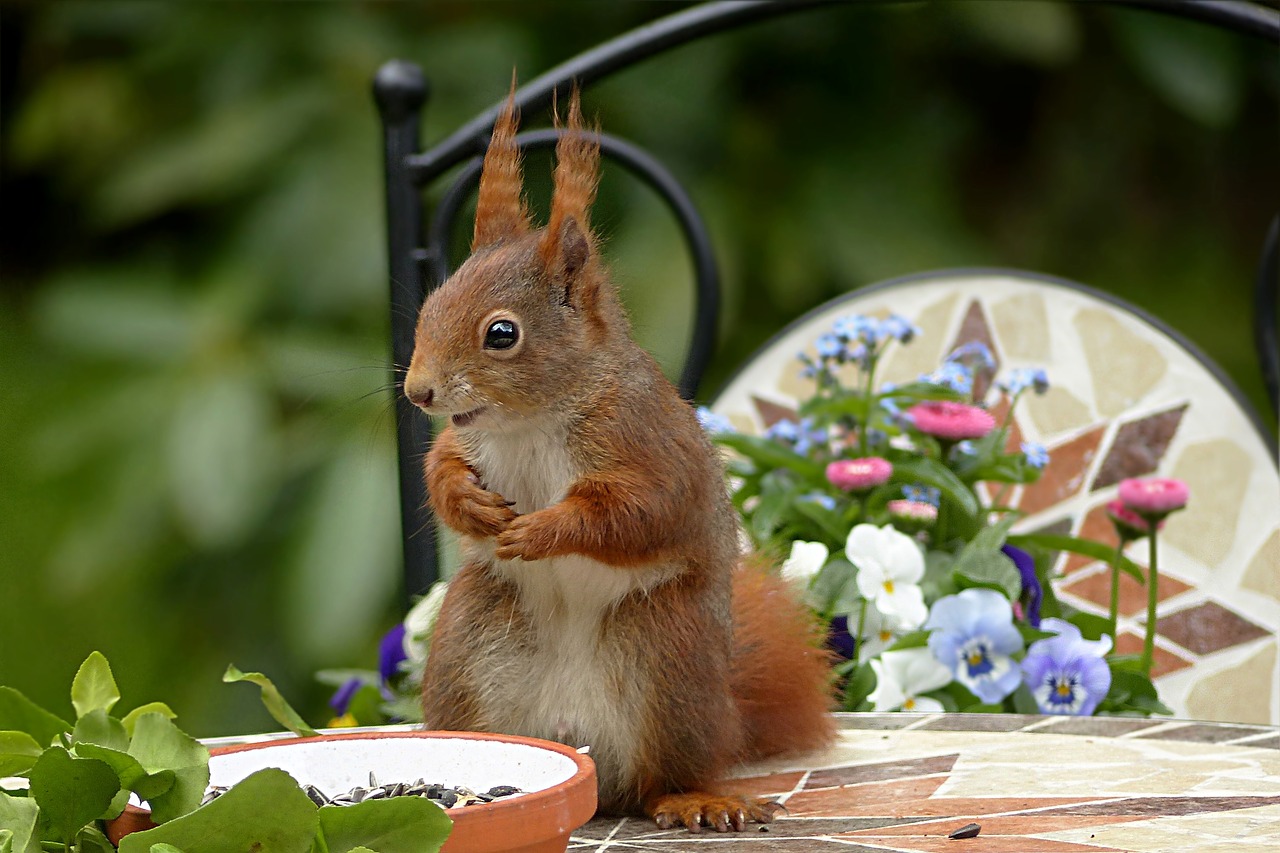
[539, 87, 599, 302]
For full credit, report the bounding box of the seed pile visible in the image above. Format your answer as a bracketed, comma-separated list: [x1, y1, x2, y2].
[201, 773, 523, 809]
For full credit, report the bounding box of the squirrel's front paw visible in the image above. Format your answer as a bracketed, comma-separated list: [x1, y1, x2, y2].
[494, 513, 559, 562]
[649, 794, 785, 833]
[437, 478, 516, 540]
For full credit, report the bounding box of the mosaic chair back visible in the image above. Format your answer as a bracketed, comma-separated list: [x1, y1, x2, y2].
[372, 1, 1280, 722]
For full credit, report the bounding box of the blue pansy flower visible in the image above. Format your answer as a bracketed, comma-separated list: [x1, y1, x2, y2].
[696, 406, 734, 435]
[902, 484, 941, 507]
[1021, 619, 1112, 716]
[1002, 544, 1042, 627]
[925, 588, 1024, 704]
[1021, 441, 1049, 470]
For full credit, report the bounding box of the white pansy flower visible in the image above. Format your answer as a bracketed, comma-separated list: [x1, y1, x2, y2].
[780, 540, 829, 587]
[847, 523, 927, 629]
[868, 648, 952, 713]
[403, 581, 449, 666]
[853, 605, 906, 664]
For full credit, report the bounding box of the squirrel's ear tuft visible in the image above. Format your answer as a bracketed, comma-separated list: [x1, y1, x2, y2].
[473, 73, 531, 251]
[539, 85, 599, 275]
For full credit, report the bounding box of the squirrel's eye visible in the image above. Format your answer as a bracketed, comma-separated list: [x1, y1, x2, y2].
[484, 319, 519, 350]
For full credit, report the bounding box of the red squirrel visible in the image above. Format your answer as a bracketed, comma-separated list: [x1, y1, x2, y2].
[403, 86, 834, 832]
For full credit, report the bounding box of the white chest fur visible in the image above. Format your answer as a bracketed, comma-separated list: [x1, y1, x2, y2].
[459, 423, 655, 791]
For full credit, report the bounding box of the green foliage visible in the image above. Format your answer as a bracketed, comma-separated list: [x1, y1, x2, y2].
[222, 667, 320, 738]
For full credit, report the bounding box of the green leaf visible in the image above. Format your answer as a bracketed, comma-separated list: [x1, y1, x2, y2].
[876, 381, 966, 403]
[1066, 612, 1113, 642]
[222, 666, 320, 738]
[1016, 625, 1057, 645]
[121, 704, 177, 738]
[71, 710, 129, 752]
[1006, 534, 1144, 582]
[73, 742, 175, 803]
[951, 549, 1021, 600]
[73, 825, 117, 853]
[0, 688, 71, 747]
[149, 845, 186, 853]
[1011, 683, 1041, 715]
[318, 797, 452, 853]
[0, 732, 43, 777]
[27, 747, 120, 843]
[126, 714, 209, 824]
[885, 630, 931, 651]
[71, 652, 121, 720]
[890, 457, 979, 517]
[714, 433, 824, 479]
[343, 686, 388, 729]
[0, 830, 9, 853]
[0, 793, 41, 853]
[842, 662, 877, 712]
[791, 495, 850, 544]
[119, 768, 319, 853]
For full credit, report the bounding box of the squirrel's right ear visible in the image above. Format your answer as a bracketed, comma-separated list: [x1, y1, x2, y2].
[473, 76, 531, 251]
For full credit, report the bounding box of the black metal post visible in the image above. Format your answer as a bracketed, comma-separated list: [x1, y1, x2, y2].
[373, 60, 438, 602]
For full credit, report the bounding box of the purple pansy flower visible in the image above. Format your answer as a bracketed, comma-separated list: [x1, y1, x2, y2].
[925, 588, 1024, 704]
[329, 677, 362, 715]
[379, 622, 408, 685]
[1001, 544, 1042, 627]
[1021, 618, 1112, 716]
[827, 614, 857, 662]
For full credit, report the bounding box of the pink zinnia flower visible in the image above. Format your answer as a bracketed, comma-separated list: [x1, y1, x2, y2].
[887, 499, 938, 523]
[1118, 477, 1189, 517]
[907, 401, 996, 441]
[1105, 499, 1162, 538]
[827, 456, 892, 491]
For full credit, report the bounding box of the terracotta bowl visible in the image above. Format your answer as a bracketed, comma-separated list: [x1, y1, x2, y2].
[104, 730, 597, 853]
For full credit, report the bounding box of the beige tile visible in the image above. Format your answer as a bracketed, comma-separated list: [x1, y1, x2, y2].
[1024, 386, 1094, 437]
[1075, 308, 1167, 418]
[1163, 439, 1251, 566]
[878, 292, 959, 385]
[991, 291, 1051, 361]
[1186, 641, 1277, 726]
[1241, 530, 1280, 604]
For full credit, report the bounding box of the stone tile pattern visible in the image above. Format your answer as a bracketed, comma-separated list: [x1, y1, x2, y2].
[710, 274, 1280, 724]
[569, 715, 1280, 851]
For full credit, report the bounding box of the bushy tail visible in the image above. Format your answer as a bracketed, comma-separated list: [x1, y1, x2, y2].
[730, 562, 837, 762]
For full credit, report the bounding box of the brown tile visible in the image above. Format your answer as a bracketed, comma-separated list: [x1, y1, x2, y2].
[951, 299, 1000, 402]
[1244, 735, 1280, 749]
[1132, 723, 1276, 744]
[820, 795, 1107, 820]
[1059, 567, 1192, 618]
[1090, 404, 1188, 490]
[987, 395, 1025, 456]
[787, 775, 947, 815]
[1017, 425, 1107, 516]
[1034, 796, 1280, 816]
[848, 813, 1149, 838]
[1156, 601, 1271, 655]
[1031, 716, 1163, 737]
[918, 714, 1038, 733]
[804, 754, 958, 789]
[835, 714, 927, 731]
[839, 837, 1127, 853]
[752, 396, 799, 430]
[718, 772, 806, 798]
[1112, 631, 1194, 678]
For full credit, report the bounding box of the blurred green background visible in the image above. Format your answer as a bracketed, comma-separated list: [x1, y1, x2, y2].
[2, 0, 1276, 736]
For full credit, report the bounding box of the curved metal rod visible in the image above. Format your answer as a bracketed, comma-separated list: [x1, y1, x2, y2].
[1256, 215, 1279, 428]
[426, 129, 720, 400]
[406, 0, 1278, 183]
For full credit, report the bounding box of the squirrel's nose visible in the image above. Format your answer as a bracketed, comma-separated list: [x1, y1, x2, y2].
[405, 384, 434, 409]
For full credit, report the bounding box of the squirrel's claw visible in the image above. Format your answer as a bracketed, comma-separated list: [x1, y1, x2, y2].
[648, 793, 783, 833]
[494, 513, 554, 561]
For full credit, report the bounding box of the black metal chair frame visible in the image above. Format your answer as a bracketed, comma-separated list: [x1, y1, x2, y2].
[373, 0, 1280, 603]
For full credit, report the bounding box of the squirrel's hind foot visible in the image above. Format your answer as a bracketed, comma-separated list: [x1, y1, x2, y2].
[648, 793, 785, 833]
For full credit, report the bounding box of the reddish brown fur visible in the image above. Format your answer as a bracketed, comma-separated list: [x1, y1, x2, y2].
[472, 79, 531, 251]
[409, 82, 834, 833]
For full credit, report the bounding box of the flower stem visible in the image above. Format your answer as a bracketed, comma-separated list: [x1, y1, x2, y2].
[855, 598, 869, 661]
[1108, 540, 1124, 640]
[1141, 528, 1160, 677]
[860, 355, 878, 456]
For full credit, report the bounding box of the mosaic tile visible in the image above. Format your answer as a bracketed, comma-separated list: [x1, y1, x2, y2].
[833, 713, 927, 731]
[918, 714, 1033, 733]
[1031, 717, 1163, 737]
[1111, 631, 1195, 678]
[838, 830, 1129, 852]
[1025, 385, 1095, 437]
[1032, 796, 1280, 816]
[1061, 502, 1123, 574]
[991, 291, 1050, 361]
[1185, 642, 1277, 726]
[1059, 567, 1193, 619]
[803, 754, 958, 789]
[1017, 425, 1107, 516]
[749, 396, 798, 430]
[1161, 438, 1252, 566]
[1134, 724, 1276, 744]
[1240, 529, 1280, 604]
[877, 292, 959, 386]
[1090, 404, 1187, 490]
[950, 300, 1000, 401]
[1156, 601, 1270, 655]
[1075, 308, 1167, 418]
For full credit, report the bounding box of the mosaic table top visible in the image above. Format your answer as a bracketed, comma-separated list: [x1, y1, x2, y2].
[572, 712, 1280, 852]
